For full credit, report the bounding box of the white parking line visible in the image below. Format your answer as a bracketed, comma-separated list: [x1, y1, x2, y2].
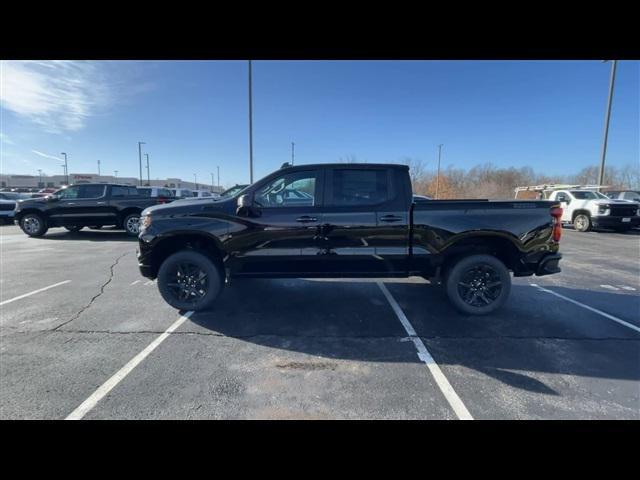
[531, 284, 640, 334]
[129, 280, 141, 286]
[65, 311, 193, 420]
[0, 280, 71, 306]
[377, 282, 473, 420]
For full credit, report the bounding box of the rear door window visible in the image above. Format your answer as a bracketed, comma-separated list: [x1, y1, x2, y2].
[330, 169, 389, 206]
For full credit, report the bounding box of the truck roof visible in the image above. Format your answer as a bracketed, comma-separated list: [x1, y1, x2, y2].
[279, 162, 409, 170]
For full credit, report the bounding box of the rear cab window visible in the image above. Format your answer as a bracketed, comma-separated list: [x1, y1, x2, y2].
[328, 168, 390, 206]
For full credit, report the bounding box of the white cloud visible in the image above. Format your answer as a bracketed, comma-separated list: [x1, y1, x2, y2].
[0, 132, 15, 145]
[0, 61, 110, 133]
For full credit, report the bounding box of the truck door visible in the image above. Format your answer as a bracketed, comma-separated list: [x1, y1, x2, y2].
[554, 191, 572, 222]
[49, 184, 109, 226]
[229, 168, 325, 275]
[319, 166, 409, 275]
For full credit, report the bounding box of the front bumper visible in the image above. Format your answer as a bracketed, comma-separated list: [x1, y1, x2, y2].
[535, 253, 562, 276]
[591, 216, 640, 229]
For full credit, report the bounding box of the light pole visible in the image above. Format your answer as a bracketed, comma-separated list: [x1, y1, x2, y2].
[193, 173, 197, 190]
[145, 153, 150, 185]
[60, 152, 68, 185]
[597, 60, 618, 190]
[217, 165, 220, 188]
[210, 173, 215, 192]
[138, 141, 145, 186]
[114, 170, 118, 180]
[435, 144, 443, 199]
[97, 159, 101, 176]
[38, 169, 43, 187]
[291, 142, 295, 165]
[248, 60, 254, 183]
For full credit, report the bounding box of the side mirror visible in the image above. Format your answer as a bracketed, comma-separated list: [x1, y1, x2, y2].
[46, 194, 60, 202]
[236, 194, 254, 216]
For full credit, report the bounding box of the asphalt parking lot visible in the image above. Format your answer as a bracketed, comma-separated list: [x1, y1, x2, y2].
[1, 223, 638, 419]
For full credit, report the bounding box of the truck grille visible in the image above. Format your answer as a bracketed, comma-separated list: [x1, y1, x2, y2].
[610, 205, 637, 217]
[0, 203, 15, 211]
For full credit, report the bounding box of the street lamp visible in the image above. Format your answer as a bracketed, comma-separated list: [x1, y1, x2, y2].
[435, 144, 443, 199]
[114, 170, 118, 180]
[145, 153, 150, 185]
[291, 142, 295, 165]
[193, 173, 197, 190]
[97, 159, 101, 176]
[60, 152, 68, 185]
[210, 173, 215, 192]
[597, 60, 618, 190]
[138, 141, 146, 186]
[248, 60, 254, 183]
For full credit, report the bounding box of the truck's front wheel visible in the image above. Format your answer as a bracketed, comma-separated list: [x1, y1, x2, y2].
[573, 214, 591, 232]
[19, 213, 48, 237]
[445, 254, 511, 315]
[157, 250, 223, 311]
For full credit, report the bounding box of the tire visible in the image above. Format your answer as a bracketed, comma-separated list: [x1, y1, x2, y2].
[157, 250, 223, 311]
[573, 214, 591, 232]
[445, 254, 511, 315]
[19, 213, 48, 237]
[122, 213, 141, 236]
[64, 225, 84, 233]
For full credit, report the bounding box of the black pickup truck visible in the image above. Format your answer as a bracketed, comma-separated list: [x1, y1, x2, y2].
[15, 183, 171, 237]
[137, 163, 563, 315]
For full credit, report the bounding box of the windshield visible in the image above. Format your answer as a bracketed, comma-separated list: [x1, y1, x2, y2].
[221, 185, 249, 198]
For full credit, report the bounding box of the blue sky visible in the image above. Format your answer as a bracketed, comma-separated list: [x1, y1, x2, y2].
[1, 60, 638, 187]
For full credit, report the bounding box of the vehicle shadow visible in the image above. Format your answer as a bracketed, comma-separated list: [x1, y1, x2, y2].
[39, 227, 137, 242]
[187, 279, 640, 395]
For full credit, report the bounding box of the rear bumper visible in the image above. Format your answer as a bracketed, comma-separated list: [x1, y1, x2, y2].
[535, 253, 562, 276]
[591, 216, 640, 228]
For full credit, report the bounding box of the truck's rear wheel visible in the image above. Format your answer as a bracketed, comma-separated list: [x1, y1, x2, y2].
[573, 214, 591, 232]
[157, 250, 223, 311]
[445, 254, 511, 315]
[19, 213, 48, 237]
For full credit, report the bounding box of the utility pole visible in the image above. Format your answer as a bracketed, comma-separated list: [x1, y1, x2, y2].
[60, 152, 69, 185]
[138, 141, 145, 186]
[291, 142, 295, 165]
[248, 60, 254, 183]
[435, 144, 443, 199]
[598, 60, 618, 190]
[145, 153, 150, 185]
[97, 159, 101, 176]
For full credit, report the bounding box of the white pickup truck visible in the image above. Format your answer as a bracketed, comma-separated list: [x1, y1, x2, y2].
[515, 185, 640, 232]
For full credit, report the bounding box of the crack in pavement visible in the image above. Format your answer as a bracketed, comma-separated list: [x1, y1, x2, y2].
[52, 252, 131, 331]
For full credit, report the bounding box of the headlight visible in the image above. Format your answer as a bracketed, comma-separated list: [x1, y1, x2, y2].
[141, 215, 152, 229]
[598, 204, 610, 214]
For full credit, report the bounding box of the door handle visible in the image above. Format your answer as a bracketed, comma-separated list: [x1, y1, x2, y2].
[296, 216, 318, 223]
[96, 201, 106, 205]
[380, 215, 402, 223]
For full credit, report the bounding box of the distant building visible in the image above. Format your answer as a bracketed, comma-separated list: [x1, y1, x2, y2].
[0, 173, 224, 193]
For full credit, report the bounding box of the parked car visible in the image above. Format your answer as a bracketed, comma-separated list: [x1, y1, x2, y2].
[191, 189, 219, 198]
[603, 190, 640, 202]
[168, 188, 194, 199]
[137, 163, 563, 315]
[14, 183, 170, 237]
[515, 185, 640, 232]
[136, 186, 175, 203]
[0, 198, 16, 224]
[0, 192, 32, 201]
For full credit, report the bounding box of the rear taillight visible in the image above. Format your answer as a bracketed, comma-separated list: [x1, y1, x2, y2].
[550, 206, 563, 242]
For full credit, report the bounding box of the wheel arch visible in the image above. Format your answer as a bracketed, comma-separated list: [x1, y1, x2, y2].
[148, 232, 225, 279]
[440, 234, 522, 274]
